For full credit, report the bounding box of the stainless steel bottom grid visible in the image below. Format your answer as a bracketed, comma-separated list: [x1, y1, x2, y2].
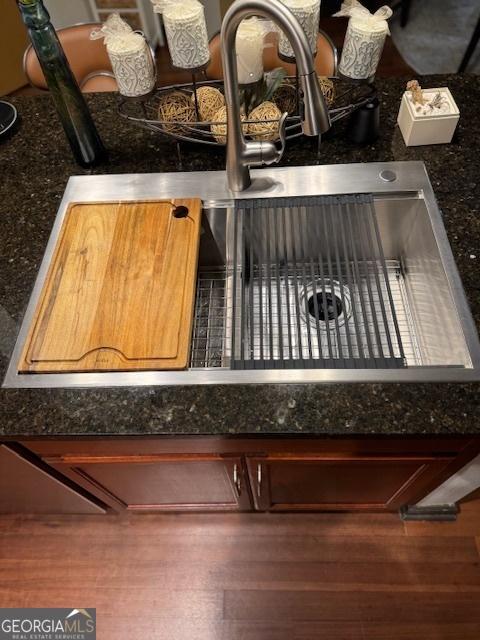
[243, 260, 422, 365]
[190, 269, 233, 368]
[189, 262, 421, 370]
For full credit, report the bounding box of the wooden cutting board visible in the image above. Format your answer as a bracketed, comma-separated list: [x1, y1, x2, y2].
[19, 199, 201, 373]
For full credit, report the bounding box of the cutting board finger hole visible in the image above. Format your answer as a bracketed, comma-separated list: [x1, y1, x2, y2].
[173, 205, 189, 219]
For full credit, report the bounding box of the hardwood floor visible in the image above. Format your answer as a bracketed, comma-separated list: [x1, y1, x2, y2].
[1, 497, 479, 639]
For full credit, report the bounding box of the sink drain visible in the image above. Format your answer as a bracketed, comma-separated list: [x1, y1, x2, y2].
[300, 280, 351, 329]
[307, 291, 343, 322]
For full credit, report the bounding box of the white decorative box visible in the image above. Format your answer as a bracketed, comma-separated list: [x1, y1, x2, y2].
[397, 87, 459, 146]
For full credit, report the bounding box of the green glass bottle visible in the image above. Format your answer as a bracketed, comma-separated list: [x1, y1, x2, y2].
[17, 0, 107, 167]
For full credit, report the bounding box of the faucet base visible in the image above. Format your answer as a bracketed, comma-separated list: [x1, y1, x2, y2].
[227, 160, 252, 192]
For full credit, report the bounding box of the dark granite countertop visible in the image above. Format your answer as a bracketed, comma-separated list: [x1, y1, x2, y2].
[0, 75, 479, 438]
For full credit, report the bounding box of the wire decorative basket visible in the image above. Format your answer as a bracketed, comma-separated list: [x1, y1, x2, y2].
[118, 77, 376, 147]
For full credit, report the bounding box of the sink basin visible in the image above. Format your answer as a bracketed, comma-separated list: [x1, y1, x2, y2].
[4, 161, 480, 387]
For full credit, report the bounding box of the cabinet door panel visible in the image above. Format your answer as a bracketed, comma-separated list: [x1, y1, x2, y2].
[0, 445, 105, 514]
[247, 457, 450, 512]
[54, 455, 251, 512]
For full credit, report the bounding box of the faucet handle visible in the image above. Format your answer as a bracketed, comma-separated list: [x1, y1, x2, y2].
[253, 112, 288, 167]
[274, 112, 288, 162]
[242, 112, 289, 169]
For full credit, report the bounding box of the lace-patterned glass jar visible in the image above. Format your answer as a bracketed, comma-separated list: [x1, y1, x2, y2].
[163, 1, 210, 69]
[338, 18, 388, 80]
[108, 32, 156, 97]
[278, 0, 320, 59]
[91, 15, 155, 97]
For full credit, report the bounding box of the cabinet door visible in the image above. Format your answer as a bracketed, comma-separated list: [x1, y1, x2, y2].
[0, 445, 105, 514]
[50, 454, 252, 512]
[0, 2, 29, 94]
[246, 455, 450, 512]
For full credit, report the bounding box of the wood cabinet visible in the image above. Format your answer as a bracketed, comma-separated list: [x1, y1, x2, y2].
[45, 453, 251, 512]
[0, 1, 29, 95]
[0, 444, 105, 514]
[21, 437, 477, 514]
[246, 455, 451, 512]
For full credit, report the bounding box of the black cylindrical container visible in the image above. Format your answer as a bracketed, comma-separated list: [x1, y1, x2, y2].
[347, 97, 380, 145]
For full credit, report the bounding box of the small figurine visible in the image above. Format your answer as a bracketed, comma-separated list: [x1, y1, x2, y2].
[429, 92, 446, 110]
[407, 84, 450, 116]
[406, 80, 426, 106]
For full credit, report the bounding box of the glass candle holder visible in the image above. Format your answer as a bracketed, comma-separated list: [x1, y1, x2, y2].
[92, 15, 155, 97]
[107, 34, 155, 97]
[339, 18, 388, 80]
[162, 1, 210, 70]
[236, 18, 265, 85]
[278, 0, 320, 59]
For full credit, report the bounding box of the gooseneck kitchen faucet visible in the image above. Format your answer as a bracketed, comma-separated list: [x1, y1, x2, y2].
[221, 0, 331, 192]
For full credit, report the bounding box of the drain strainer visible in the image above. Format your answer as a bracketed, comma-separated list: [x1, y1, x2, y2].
[300, 280, 352, 329]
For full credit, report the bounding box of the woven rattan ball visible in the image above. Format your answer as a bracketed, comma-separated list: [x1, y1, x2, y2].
[272, 83, 297, 115]
[210, 105, 247, 144]
[157, 91, 196, 134]
[191, 86, 225, 122]
[318, 76, 335, 107]
[248, 101, 282, 141]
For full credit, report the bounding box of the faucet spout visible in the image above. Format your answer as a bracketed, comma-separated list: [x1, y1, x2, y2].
[300, 70, 331, 136]
[221, 0, 331, 192]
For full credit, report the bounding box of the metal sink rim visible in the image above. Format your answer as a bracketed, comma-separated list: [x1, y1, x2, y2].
[4, 161, 480, 388]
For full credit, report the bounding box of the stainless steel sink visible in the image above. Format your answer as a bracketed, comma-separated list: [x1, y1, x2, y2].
[4, 161, 480, 387]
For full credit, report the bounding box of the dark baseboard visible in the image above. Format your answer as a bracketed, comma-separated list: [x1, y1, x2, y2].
[400, 504, 459, 522]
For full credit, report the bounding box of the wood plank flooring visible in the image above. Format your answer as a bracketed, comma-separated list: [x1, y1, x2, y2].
[1, 498, 479, 639]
